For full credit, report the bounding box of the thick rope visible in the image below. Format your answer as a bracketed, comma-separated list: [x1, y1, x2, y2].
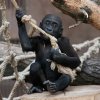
[0, 0, 6, 10]
[79, 38, 100, 68]
[0, 4, 32, 98]
[73, 37, 100, 51]
[0, 0, 11, 56]
[0, 0, 12, 99]
[2, 59, 33, 81]
[73, 37, 100, 71]
[51, 62, 76, 81]
[0, 0, 29, 99]
[0, 54, 13, 81]
[0, 22, 9, 35]
[7, 52, 29, 99]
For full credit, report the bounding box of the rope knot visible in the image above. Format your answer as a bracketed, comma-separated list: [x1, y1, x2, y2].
[18, 72, 25, 81]
[50, 62, 77, 82]
[21, 15, 32, 22]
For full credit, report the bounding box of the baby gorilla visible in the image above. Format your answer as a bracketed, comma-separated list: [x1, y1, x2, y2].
[16, 9, 81, 94]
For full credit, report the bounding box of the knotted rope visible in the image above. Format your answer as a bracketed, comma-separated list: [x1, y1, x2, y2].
[0, 0, 29, 99]
[0, 0, 12, 99]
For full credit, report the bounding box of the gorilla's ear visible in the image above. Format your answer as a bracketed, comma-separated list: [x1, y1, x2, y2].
[39, 22, 43, 29]
[59, 27, 63, 35]
[57, 27, 63, 38]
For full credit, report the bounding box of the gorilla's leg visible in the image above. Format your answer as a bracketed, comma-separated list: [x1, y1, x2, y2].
[55, 74, 71, 91]
[28, 62, 46, 94]
[44, 74, 71, 93]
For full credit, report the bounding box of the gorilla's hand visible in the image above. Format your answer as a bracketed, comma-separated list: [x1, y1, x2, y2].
[50, 48, 60, 60]
[40, 33, 50, 41]
[16, 8, 24, 23]
[43, 80, 57, 93]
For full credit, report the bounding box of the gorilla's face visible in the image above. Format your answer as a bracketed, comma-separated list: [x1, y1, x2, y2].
[40, 14, 63, 39]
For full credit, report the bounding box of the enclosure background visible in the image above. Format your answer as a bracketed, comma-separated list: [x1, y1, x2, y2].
[0, 0, 99, 44]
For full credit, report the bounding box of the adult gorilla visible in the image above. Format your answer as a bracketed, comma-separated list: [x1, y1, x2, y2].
[16, 9, 81, 94]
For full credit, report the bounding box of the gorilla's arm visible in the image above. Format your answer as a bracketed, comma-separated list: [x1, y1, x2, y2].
[52, 53, 80, 69]
[18, 22, 34, 52]
[16, 9, 35, 52]
[52, 37, 81, 69]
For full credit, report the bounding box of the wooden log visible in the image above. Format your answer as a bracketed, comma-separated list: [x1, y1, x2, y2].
[20, 85, 100, 100]
[51, 0, 100, 30]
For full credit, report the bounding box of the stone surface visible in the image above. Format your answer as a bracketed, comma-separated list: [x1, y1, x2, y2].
[73, 58, 100, 85]
[82, 58, 100, 78]
[20, 85, 100, 100]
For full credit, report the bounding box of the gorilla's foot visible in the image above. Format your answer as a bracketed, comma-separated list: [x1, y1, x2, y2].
[27, 85, 43, 94]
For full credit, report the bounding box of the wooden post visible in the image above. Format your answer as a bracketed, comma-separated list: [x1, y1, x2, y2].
[51, 0, 100, 30]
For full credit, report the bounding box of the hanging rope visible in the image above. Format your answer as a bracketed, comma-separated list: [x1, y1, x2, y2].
[0, 0, 11, 99]
[0, 0, 11, 56]
[0, 22, 9, 35]
[0, 54, 13, 81]
[0, 0, 6, 10]
[0, 0, 29, 100]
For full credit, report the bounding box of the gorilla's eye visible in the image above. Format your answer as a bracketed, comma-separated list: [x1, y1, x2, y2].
[45, 20, 50, 25]
[53, 22, 58, 28]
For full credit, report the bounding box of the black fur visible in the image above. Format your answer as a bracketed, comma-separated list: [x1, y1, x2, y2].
[16, 10, 81, 93]
[54, 0, 65, 5]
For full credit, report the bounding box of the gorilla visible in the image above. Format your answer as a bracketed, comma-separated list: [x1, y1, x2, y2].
[16, 9, 81, 94]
